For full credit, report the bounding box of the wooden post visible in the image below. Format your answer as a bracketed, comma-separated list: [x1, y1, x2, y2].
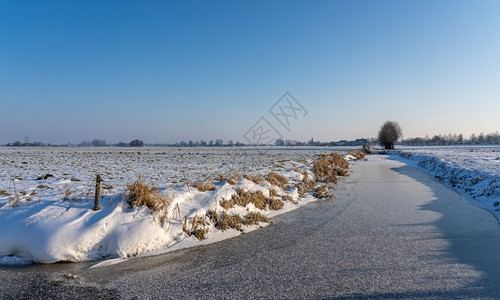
[93, 175, 102, 211]
[182, 216, 187, 232]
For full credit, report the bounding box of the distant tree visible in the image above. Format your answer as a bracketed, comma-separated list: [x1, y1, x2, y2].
[377, 121, 402, 149]
[227, 140, 234, 146]
[129, 139, 144, 147]
[12, 141, 22, 147]
[275, 139, 285, 146]
[92, 139, 106, 147]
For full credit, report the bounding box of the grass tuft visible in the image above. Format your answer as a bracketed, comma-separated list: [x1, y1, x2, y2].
[126, 177, 172, 223]
[220, 198, 235, 210]
[243, 174, 264, 184]
[267, 172, 288, 189]
[315, 185, 329, 198]
[298, 171, 317, 197]
[313, 152, 349, 183]
[348, 150, 366, 160]
[195, 180, 216, 192]
[206, 210, 270, 231]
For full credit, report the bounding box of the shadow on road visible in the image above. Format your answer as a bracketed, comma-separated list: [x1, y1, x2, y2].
[389, 163, 500, 299]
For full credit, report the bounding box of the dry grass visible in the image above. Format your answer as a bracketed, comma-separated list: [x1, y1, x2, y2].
[348, 150, 366, 160]
[0, 189, 9, 196]
[267, 172, 288, 189]
[207, 210, 243, 231]
[185, 215, 209, 240]
[243, 174, 264, 184]
[62, 186, 75, 201]
[220, 198, 235, 210]
[232, 188, 266, 209]
[126, 177, 172, 223]
[207, 210, 270, 231]
[282, 194, 297, 204]
[267, 197, 284, 210]
[195, 180, 216, 192]
[269, 188, 279, 197]
[227, 174, 240, 185]
[298, 171, 317, 197]
[315, 185, 329, 199]
[313, 152, 349, 183]
[229, 188, 285, 210]
[242, 211, 270, 225]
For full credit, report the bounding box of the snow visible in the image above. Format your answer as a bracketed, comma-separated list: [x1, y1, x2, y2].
[392, 146, 500, 215]
[0, 146, 358, 265]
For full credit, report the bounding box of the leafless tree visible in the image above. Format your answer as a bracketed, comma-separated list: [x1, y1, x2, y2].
[378, 121, 402, 149]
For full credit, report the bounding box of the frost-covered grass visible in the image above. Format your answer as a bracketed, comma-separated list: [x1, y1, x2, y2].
[0, 146, 358, 265]
[393, 146, 500, 210]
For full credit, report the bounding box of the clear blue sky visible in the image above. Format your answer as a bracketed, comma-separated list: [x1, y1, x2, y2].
[1, 0, 499, 144]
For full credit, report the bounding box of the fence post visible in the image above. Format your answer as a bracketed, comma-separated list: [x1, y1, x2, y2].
[93, 175, 102, 211]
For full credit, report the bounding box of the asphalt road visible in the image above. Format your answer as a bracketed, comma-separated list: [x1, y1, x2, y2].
[2, 155, 500, 299]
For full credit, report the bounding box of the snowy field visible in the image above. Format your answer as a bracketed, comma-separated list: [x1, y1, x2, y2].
[0, 146, 357, 265]
[393, 146, 500, 215]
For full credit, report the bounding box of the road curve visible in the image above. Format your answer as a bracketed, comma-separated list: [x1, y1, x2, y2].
[2, 155, 500, 299]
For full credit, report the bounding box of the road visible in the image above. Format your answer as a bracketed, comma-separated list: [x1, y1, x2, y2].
[2, 155, 500, 299]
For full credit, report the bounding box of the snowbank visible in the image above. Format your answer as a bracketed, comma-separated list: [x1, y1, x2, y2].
[0, 150, 359, 265]
[392, 147, 500, 210]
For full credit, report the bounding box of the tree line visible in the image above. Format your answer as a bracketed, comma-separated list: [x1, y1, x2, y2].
[400, 132, 500, 146]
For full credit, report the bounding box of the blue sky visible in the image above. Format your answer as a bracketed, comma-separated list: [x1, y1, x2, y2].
[1, 0, 499, 144]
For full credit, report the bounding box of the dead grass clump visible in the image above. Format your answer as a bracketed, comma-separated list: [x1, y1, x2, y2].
[269, 188, 279, 197]
[230, 188, 284, 210]
[348, 150, 366, 160]
[267, 172, 288, 189]
[243, 174, 264, 184]
[185, 215, 209, 240]
[190, 228, 207, 240]
[232, 188, 267, 209]
[242, 212, 270, 225]
[282, 194, 298, 204]
[207, 210, 270, 231]
[330, 152, 350, 169]
[313, 152, 349, 183]
[220, 198, 235, 210]
[207, 210, 243, 231]
[298, 172, 317, 197]
[0, 189, 9, 196]
[126, 177, 172, 223]
[266, 197, 284, 210]
[315, 185, 328, 199]
[195, 181, 216, 192]
[227, 174, 240, 185]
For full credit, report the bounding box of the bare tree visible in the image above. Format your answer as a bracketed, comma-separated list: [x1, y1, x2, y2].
[378, 121, 402, 149]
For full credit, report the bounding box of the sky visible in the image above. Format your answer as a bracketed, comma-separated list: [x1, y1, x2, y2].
[1, 0, 499, 144]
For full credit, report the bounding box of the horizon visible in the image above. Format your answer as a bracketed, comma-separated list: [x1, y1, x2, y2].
[1, 0, 499, 145]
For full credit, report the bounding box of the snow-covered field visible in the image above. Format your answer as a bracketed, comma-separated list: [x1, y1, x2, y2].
[0, 146, 356, 265]
[393, 146, 500, 214]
